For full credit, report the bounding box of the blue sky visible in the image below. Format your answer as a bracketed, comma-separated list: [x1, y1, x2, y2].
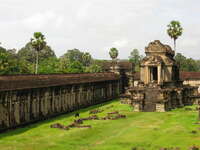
[0, 0, 199, 59]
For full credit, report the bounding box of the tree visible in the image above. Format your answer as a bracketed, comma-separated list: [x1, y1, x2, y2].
[109, 47, 118, 70]
[60, 49, 93, 72]
[60, 49, 84, 72]
[64, 61, 84, 73]
[38, 57, 60, 74]
[61, 49, 84, 64]
[187, 58, 199, 72]
[30, 32, 46, 74]
[175, 53, 187, 71]
[82, 52, 92, 66]
[175, 53, 200, 72]
[167, 20, 183, 51]
[18, 42, 56, 73]
[129, 49, 141, 72]
[0, 46, 7, 53]
[0, 52, 10, 74]
[109, 47, 118, 60]
[85, 64, 102, 73]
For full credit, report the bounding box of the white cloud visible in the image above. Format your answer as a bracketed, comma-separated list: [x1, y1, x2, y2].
[113, 40, 129, 48]
[76, 2, 92, 20]
[22, 11, 64, 30]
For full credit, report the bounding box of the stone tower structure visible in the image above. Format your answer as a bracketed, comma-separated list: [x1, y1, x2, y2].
[122, 40, 198, 112]
[140, 40, 179, 85]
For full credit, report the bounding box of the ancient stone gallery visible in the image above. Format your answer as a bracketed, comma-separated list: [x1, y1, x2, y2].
[122, 40, 198, 112]
[0, 73, 122, 132]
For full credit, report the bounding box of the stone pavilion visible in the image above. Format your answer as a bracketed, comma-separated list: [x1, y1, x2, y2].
[121, 40, 198, 112]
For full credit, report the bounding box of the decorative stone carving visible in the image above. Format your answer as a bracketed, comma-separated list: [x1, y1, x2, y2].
[122, 40, 198, 112]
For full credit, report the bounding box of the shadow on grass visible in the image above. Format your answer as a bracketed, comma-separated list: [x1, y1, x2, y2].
[0, 99, 118, 139]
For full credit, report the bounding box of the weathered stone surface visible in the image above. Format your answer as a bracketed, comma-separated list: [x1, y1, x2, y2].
[0, 76, 121, 132]
[123, 40, 198, 112]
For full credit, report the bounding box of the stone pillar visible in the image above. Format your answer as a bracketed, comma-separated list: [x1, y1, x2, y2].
[177, 90, 184, 107]
[133, 102, 141, 112]
[145, 66, 149, 84]
[156, 103, 165, 112]
[167, 66, 172, 81]
[158, 65, 161, 84]
[140, 67, 144, 82]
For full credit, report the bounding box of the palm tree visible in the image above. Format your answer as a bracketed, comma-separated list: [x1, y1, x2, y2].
[82, 52, 92, 67]
[30, 32, 46, 74]
[109, 47, 119, 70]
[167, 20, 183, 51]
[109, 47, 118, 60]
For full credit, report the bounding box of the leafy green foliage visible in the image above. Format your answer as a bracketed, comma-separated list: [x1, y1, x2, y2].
[129, 49, 142, 72]
[60, 49, 94, 73]
[0, 52, 10, 74]
[2, 34, 200, 75]
[18, 43, 56, 63]
[38, 57, 60, 74]
[30, 32, 47, 74]
[61, 49, 85, 64]
[82, 52, 92, 66]
[0, 46, 7, 53]
[85, 64, 103, 73]
[30, 32, 46, 52]
[0, 49, 31, 75]
[109, 47, 118, 60]
[167, 20, 183, 50]
[64, 61, 84, 73]
[1, 39, 98, 74]
[175, 53, 200, 72]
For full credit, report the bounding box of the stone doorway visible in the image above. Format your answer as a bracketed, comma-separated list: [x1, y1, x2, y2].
[150, 67, 158, 81]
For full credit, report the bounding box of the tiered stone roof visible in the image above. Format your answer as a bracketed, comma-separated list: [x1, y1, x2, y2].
[0, 73, 120, 91]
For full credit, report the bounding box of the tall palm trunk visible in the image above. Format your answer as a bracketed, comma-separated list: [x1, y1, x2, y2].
[174, 39, 176, 51]
[35, 51, 39, 74]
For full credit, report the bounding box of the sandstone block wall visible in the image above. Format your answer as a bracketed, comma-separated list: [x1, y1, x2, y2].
[0, 80, 120, 132]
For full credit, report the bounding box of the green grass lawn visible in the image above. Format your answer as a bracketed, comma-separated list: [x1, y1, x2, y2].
[0, 100, 200, 150]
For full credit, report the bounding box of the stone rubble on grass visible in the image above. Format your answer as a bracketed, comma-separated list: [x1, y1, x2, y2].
[89, 109, 104, 114]
[50, 111, 126, 130]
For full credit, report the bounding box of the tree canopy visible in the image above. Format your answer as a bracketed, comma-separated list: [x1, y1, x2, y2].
[129, 49, 143, 72]
[0, 34, 200, 75]
[30, 32, 47, 74]
[167, 20, 183, 51]
[109, 48, 118, 60]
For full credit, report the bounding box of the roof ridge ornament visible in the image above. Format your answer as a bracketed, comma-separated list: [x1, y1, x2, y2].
[145, 40, 174, 57]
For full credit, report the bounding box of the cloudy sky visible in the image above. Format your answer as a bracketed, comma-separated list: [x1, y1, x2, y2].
[0, 0, 199, 59]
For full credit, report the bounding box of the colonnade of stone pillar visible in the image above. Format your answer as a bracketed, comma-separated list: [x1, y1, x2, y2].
[0, 80, 120, 132]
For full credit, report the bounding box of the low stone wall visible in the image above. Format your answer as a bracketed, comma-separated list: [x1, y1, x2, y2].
[183, 80, 200, 93]
[0, 76, 120, 132]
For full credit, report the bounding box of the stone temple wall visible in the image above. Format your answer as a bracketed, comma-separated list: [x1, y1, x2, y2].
[0, 73, 121, 132]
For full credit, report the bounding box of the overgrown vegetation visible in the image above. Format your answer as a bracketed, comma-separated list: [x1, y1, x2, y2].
[0, 41, 104, 74]
[0, 29, 200, 75]
[129, 49, 200, 72]
[0, 100, 199, 150]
